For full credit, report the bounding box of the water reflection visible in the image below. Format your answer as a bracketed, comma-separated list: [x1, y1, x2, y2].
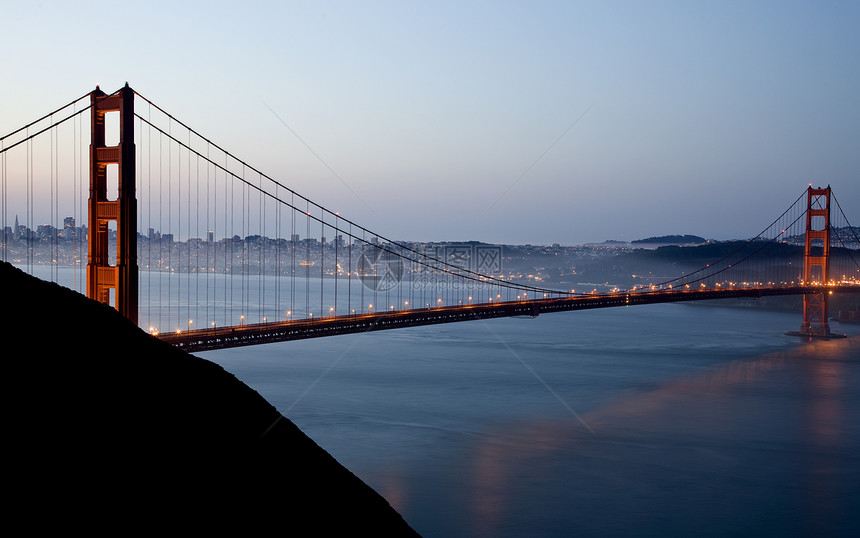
[204, 305, 860, 537]
[805, 342, 844, 447]
[802, 339, 851, 535]
[461, 336, 860, 537]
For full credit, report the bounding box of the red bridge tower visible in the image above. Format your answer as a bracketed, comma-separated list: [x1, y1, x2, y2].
[790, 185, 843, 338]
[87, 84, 137, 325]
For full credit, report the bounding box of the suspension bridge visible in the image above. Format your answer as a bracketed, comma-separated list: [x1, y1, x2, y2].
[2, 84, 859, 351]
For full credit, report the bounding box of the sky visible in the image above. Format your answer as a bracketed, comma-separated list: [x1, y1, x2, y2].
[1, 1, 858, 245]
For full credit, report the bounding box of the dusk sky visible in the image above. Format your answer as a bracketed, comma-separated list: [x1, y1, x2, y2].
[2, 1, 858, 245]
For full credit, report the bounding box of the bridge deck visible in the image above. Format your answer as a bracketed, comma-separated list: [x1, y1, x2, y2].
[158, 285, 859, 352]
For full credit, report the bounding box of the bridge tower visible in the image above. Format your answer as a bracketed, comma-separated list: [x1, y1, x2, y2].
[87, 84, 137, 325]
[798, 185, 833, 337]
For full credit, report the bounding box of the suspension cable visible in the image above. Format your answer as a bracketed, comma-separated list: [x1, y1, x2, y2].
[830, 192, 860, 274]
[646, 190, 808, 290]
[0, 91, 92, 143]
[131, 90, 563, 296]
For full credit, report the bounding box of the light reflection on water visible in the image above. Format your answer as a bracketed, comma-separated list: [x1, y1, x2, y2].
[203, 302, 860, 536]
[444, 336, 860, 537]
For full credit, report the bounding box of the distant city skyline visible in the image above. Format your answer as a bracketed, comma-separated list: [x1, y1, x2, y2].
[1, 1, 858, 245]
[6, 211, 858, 249]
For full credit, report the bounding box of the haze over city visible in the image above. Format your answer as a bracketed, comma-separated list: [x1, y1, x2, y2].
[2, 1, 858, 245]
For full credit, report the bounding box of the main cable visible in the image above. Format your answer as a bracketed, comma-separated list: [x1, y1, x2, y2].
[131, 90, 564, 297]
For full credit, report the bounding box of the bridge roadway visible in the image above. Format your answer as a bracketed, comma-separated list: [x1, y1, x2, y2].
[158, 285, 860, 352]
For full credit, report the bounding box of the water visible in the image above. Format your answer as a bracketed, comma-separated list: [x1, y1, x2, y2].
[14, 263, 860, 535]
[202, 303, 860, 537]
[14, 264, 509, 333]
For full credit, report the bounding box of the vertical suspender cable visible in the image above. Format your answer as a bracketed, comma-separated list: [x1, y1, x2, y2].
[348, 222, 352, 316]
[291, 191, 295, 321]
[2, 133, 6, 262]
[50, 114, 54, 282]
[136, 115, 143, 326]
[166, 120, 172, 330]
[27, 130, 32, 274]
[224, 153, 230, 326]
[242, 161, 247, 323]
[146, 105, 152, 328]
[195, 147, 199, 328]
[185, 129, 191, 329]
[227, 153, 233, 324]
[275, 182, 281, 320]
[206, 143, 211, 327]
[259, 171, 264, 323]
[320, 210, 324, 317]
[305, 200, 310, 318]
[176, 128, 182, 330]
[334, 214, 338, 316]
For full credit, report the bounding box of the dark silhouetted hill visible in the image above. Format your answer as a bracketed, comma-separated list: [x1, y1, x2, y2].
[2, 261, 419, 535]
[632, 234, 707, 245]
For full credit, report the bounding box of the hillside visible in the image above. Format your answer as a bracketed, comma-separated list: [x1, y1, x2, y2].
[631, 234, 707, 245]
[2, 261, 419, 535]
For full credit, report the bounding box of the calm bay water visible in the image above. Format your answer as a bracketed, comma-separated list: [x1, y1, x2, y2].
[15, 265, 860, 535]
[202, 303, 860, 537]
